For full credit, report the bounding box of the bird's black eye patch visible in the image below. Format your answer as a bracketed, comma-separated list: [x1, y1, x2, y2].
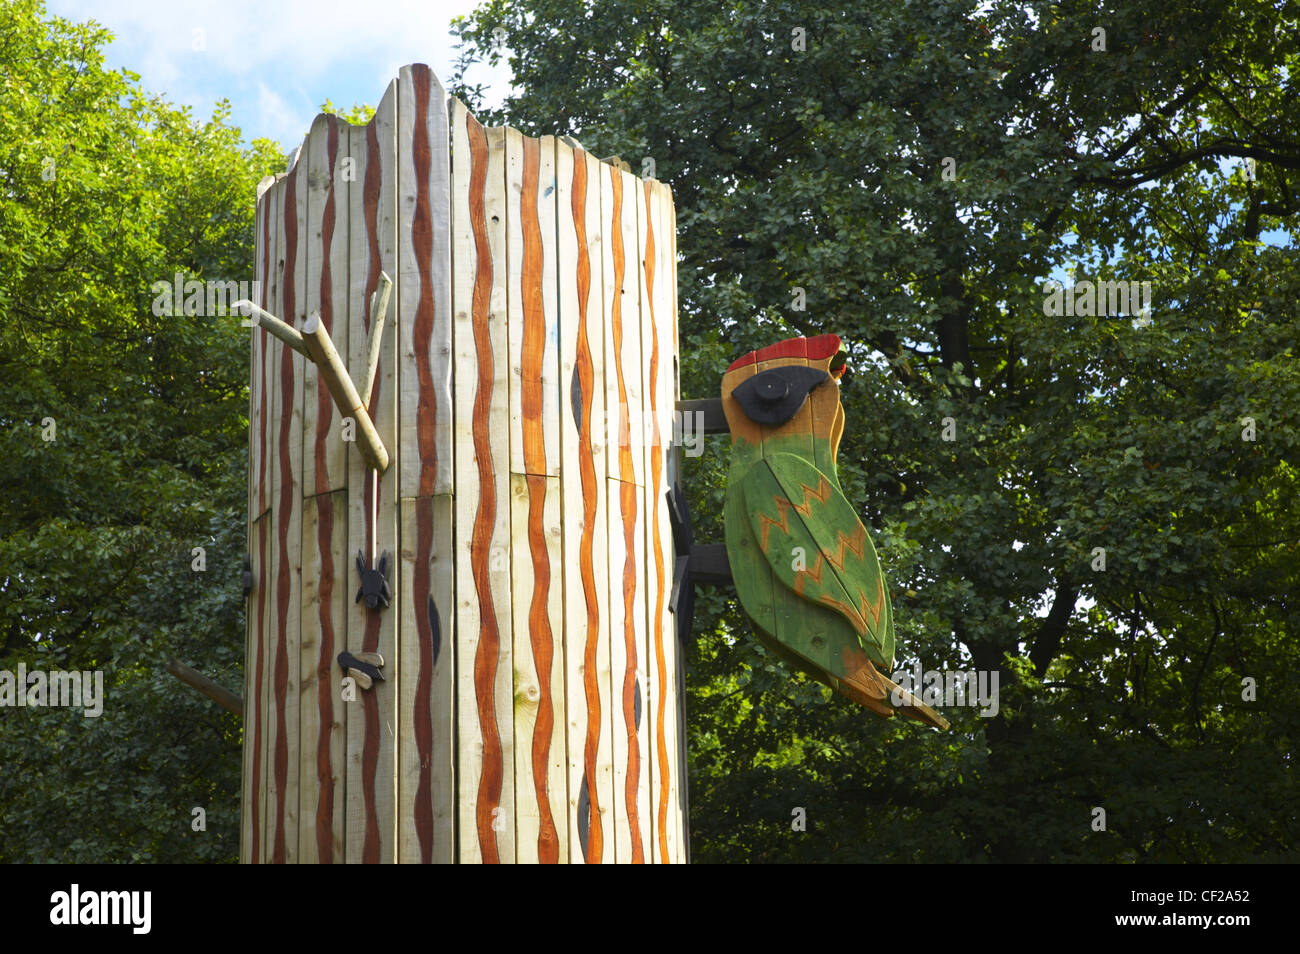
[732, 366, 830, 426]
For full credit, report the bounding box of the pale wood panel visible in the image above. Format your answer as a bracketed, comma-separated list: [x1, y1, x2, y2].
[451, 105, 516, 863]
[657, 181, 685, 864]
[302, 114, 351, 498]
[535, 136, 568, 862]
[651, 179, 683, 862]
[508, 472, 567, 862]
[507, 129, 567, 863]
[345, 83, 401, 864]
[298, 113, 350, 865]
[599, 163, 619, 483]
[482, 124, 516, 863]
[449, 97, 483, 865]
[260, 171, 287, 864]
[276, 144, 309, 864]
[664, 182, 689, 864]
[537, 136, 561, 477]
[602, 158, 651, 863]
[395, 63, 456, 864]
[242, 185, 266, 865]
[396, 63, 454, 499]
[299, 488, 348, 863]
[637, 178, 667, 863]
[555, 140, 614, 863]
[396, 495, 455, 862]
[625, 170, 653, 861]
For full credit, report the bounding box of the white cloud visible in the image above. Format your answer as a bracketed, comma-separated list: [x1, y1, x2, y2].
[48, 0, 512, 147]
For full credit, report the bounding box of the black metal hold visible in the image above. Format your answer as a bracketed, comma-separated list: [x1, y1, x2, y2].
[354, 550, 392, 610]
[731, 365, 829, 426]
[687, 544, 732, 585]
[633, 677, 642, 729]
[242, 553, 254, 598]
[338, 650, 384, 685]
[675, 397, 729, 435]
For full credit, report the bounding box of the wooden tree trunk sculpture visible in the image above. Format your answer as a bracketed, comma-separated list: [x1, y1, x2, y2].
[241, 65, 688, 863]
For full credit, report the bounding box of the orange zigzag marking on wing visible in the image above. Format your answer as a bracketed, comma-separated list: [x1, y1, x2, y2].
[755, 496, 794, 553]
[756, 474, 833, 553]
[824, 524, 867, 573]
[792, 551, 885, 636]
[787, 476, 833, 516]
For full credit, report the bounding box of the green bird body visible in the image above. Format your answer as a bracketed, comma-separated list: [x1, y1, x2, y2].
[722, 334, 947, 728]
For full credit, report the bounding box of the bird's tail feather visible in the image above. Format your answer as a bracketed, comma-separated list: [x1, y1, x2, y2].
[878, 671, 950, 730]
[838, 648, 950, 729]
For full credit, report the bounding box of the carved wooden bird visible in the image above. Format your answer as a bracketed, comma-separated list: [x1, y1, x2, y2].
[721, 334, 948, 729]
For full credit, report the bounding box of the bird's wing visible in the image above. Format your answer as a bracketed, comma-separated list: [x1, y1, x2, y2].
[741, 452, 894, 665]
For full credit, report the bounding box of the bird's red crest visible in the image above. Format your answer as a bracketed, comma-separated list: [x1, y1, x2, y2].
[727, 334, 844, 373]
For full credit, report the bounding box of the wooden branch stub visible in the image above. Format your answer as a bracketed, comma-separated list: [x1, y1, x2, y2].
[359, 271, 393, 405]
[301, 310, 391, 473]
[165, 658, 243, 716]
[676, 398, 729, 435]
[689, 543, 732, 586]
[236, 300, 310, 357]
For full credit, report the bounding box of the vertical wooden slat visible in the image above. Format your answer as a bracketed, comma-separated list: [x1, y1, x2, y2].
[626, 167, 654, 861]
[396, 63, 455, 864]
[665, 181, 689, 864]
[242, 182, 269, 865]
[556, 140, 614, 863]
[260, 171, 286, 864]
[536, 136, 569, 864]
[300, 113, 349, 865]
[508, 130, 567, 863]
[270, 148, 307, 864]
[452, 105, 515, 863]
[640, 177, 672, 863]
[345, 82, 400, 864]
[653, 180, 684, 864]
[603, 160, 649, 863]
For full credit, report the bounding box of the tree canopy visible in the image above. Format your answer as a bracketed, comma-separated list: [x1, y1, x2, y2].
[0, 0, 280, 861]
[450, 0, 1299, 861]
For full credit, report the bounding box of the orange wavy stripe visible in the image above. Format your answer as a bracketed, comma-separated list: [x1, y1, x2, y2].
[466, 115, 504, 864]
[572, 154, 604, 862]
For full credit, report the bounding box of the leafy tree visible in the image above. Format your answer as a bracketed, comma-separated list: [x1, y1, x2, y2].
[451, 0, 1300, 861]
[0, 0, 280, 861]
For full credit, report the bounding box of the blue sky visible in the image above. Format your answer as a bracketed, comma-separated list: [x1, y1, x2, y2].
[48, 0, 513, 151]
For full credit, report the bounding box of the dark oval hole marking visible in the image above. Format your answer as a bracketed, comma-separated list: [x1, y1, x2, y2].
[577, 769, 591, 861]
[428, 596, 441, 665]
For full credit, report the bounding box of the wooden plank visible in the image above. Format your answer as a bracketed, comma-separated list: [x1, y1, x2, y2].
[345, 83, 401, 864]
[663, 184, 689, 865]
[603, 161, 649, 862]
[639, 177, 675, 864]
[270, 142, 308, 864]
[259, 174, 288, 864]
[535, 136, 568, 862]
[653, 180, 683, 864]
[298, 113, 350, 865]
[555, 139, 614, 863]
[241, 183, 269, 864]
[299, 489, 347, 863]
[452, 104, 515, 863]
[625, 169, 653, 862]
[395, 63, 456, 864]
[507, 131, 567, 864]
